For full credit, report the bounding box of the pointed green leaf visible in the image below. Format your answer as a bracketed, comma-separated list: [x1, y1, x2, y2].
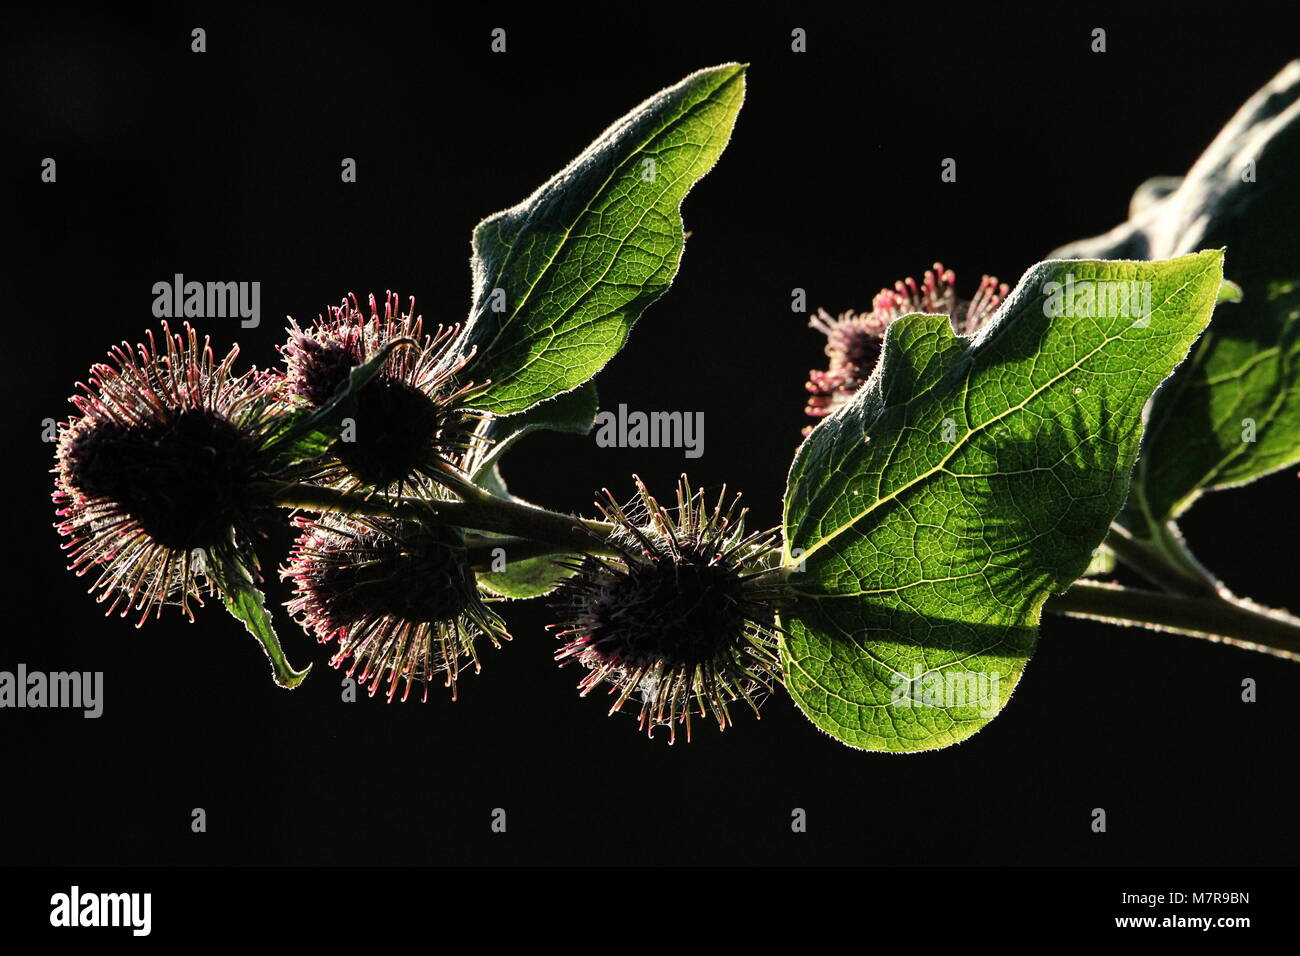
[212, 554, 311, 689]
[781, 252, 1224, 752]
[459, 64, 746, 414]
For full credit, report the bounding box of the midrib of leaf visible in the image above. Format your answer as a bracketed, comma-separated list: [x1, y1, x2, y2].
[470, 79, 740, 364]
[1199, 345, 1280, 385]
[789, 568, 993, 601]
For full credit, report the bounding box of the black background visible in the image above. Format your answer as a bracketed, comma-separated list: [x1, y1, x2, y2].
[4, 2, 1299, 867]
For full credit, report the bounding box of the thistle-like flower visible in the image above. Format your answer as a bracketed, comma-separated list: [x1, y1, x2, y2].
[283, 516, 508, 702]
[551, 476, 786, 743]
[804, 263, 1009, 428]
[52, 322, 284, 623]
[280, 292, 484, 497]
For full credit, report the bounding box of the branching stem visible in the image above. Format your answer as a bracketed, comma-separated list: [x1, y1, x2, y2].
[1102, 521, 1223, 598]
[261, 481, 1300, 662]
[260, 481, 619, 557]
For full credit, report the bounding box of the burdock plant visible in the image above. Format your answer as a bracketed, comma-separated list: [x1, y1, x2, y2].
[50, 63, 1300, 750]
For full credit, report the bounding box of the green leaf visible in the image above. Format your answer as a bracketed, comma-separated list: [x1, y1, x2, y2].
[1132, 280, 1300, 526]
[1217, 279, 1244, 304]
[458, 64, 746, 415]
[211, 553, 311, 689]
[468, 382, 598, 484]
[261, 338, 413, 469]
[1083, 545, 1116, 577]
[780, 252, 1224, 752]
[475, 541, 579, 600]
[1053, 62, 1300, 529]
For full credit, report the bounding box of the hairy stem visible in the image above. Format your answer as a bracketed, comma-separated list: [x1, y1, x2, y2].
[1047, 579, 1300, 661]
[1102, 520, 1223, 598]
[261, 481, 617, 557]
[263, 483, 1300, 662]
[258, 482, 429, 522]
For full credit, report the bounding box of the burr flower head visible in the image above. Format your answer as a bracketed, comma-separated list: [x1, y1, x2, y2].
[551, 476, 786, 743]
[283, 516, 508, 702]
[52, 322, 283, 622]
[281, 292, 484, 496]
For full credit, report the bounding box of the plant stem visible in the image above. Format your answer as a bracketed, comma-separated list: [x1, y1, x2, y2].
[452, 496, 615, 554]
[1143, 519, 1226, 595]
[258, 482, 430, 522]
[1102, 521, 1222, 598]
[262, 482, 1300, 662]
[260, 481, 617, 557]
[1046, 579, 1300, 661]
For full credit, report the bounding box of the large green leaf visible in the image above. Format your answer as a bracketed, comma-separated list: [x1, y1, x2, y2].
[1053, 62, 1300, 529]
[780, 252, 1224, 752]
[458, 64, 746, 415]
